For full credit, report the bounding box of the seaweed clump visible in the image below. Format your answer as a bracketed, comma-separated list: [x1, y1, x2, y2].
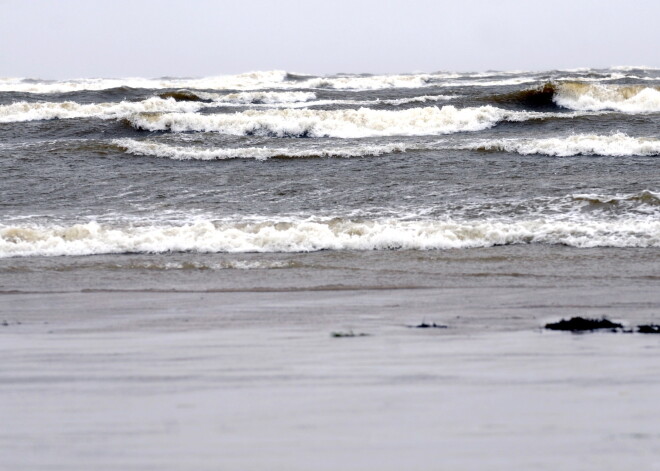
[412, 321, 448, 329]
[331, 331, 369, 338]
[544, 317, 623, 332]
[637, 324, 660, 334]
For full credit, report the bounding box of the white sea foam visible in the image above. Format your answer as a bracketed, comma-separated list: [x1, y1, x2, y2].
[554, 83, 660, 112]
[114, 138, 411, 160]
[173, 91, 457, 109]
[113, 259, 295, 270]
[204, 91, 318, 104]
[0, 71, 505, 94]
[379, 95, 457, 105]
[126, 106, 562, 138]
[461, 133, 660, 157]
[2, 217, 659, 257]
[611, 65, 660, 72]
[2, 70, 656, 95]
[0, 71, 291, 93]
[0, 92, 326, 123]
[298, 74, 437, 90]
[253, 94, 458, 109]
[442, 77, 539, 87]
[553, 73, 629, 83]
[0, 72, 453, 93]
[0, 98, 205, 123]
[0, 92, 461, 123]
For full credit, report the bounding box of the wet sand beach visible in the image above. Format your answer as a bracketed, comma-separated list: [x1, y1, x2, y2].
[2, 249, 660, 470]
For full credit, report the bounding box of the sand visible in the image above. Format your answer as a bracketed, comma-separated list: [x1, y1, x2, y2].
[2, 286, 660, 470]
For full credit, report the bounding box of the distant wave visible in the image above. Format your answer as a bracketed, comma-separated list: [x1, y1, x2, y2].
[460, 133, 660, 157]
[186, 90, 318, 105]
[0, 71, 291, 93]
[297, 74, 437, 90]
[0, 72, 451, 93]
[610, 65, 660, 72]
[160, 90, 456, 106]
[1, 69, 656, 95]
[572, 190, 660, 208]
[2, 216, 659, 257]
[125, 106, 572, 138]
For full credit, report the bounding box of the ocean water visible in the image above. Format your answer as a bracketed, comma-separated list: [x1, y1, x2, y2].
[1, 67, 660, 292]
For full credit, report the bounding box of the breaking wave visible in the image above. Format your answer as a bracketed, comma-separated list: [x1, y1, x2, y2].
[488, 83, 558, 109]
[2, 217, 659, 257]
[553, 82, 660, 112]
[0, 92, 460, 124]
[0, 97, 205, 123]
[113, 138, 411, 160]
[462, 133, 660, 157]
[125, 106, 565, 138]
[493, 82, 660, 113]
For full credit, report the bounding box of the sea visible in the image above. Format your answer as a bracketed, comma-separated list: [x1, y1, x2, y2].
[1, 67, 659, 292]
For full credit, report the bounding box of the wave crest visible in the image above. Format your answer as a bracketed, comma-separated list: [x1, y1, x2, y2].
[488, 82, 660, 113]
[2, 217, 659, 257]
[488, 83, 558, 109]
[0, 97, 205, 123]
[463, 133, 660, 157]
[113, 138, 411, 160]
[125, 106, 558, 138]
[553, 82, 660, 112]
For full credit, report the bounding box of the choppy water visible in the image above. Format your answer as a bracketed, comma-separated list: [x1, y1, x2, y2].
[1, 68, 659, 290]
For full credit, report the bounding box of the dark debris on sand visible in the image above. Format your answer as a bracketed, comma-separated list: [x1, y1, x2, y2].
[637, 324, 660, 334]
[544, 317, 624, 332]
[331, 331, 370, 338]
[411, 322, 448, 329]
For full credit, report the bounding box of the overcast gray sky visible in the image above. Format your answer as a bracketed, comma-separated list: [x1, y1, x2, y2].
[1, 0, 658, 79]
